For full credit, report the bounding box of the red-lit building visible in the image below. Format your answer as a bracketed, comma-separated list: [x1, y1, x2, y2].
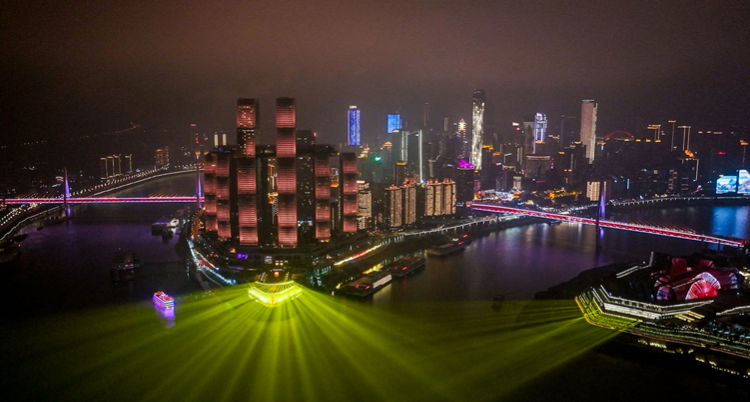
[314, 153, 331, 241]
[236, 98, 259, 245]
[276, 98, 297, 247]
[340, 152, 358, 233]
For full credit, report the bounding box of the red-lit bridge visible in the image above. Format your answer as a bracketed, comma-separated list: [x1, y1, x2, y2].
[2, 197, 204, 205]
[471, 202, 747, 248]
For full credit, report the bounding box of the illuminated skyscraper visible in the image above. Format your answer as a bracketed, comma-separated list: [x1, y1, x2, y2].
[276, 98, 297, 247]
[340, 152, 358, 233]
[235, 98, 259, 245]
[314, 153, 331, 241]
[402, 177, 417, 225]
[204, 153, 218, 232]
[457, 119, 469, 158]
[237, 98, 258, 155]
[356, 180, 372, 229]
[348, 106, 361, 146]
[533, 113, 547, 154]
[579, 100, 598, 162]
[471, 90, 486, 169]
[385, 185, 403, 227]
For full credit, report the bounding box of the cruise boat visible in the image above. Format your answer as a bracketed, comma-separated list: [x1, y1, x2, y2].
[153, 291, 175, 309]
[452, 234, 473, 245]
[427, 241, 467, 256]
[389, 256, 426, 278]
[343, 270, 392, 297]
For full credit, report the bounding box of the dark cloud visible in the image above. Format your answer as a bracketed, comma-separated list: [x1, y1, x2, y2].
[2, 0, 749, 144]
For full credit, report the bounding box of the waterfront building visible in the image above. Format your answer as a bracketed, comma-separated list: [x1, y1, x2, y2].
[296, 129, 315, 148]
[347, 106, 361, 146]
[340, 152, 358, 233]
[424, 178, 456, 216]
[276, 98, 297, 247]
[456, 166, 475, 203]
[356, 180, 372, 230]
[580, 100, 598, 162]
[385, 185, 403, 227]
[471, 90, 486, 169]
[403, 177, 417, 225]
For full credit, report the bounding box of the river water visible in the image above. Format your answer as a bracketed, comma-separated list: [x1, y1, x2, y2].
[3, 174, 749, 401]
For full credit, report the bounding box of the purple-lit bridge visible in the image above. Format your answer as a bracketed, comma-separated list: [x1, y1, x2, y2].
[471, 202, 747, 248]
[2, 197, 205, 205]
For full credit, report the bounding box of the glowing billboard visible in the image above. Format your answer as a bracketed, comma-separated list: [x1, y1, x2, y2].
[716, 175, 737, 194]
[739, 169, 750, 195]
[387, 114, 401, 133]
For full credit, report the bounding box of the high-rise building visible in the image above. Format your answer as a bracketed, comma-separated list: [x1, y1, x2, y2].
[204, 152, 218, 233]
[314, 153, 331, 241]
[456, 167, 475, 203]
[403, 177, 417, 225]
[422, 103, 430, 128]
[471, 90, 486, 169]
[457, 119, 469, 158]
[387, 114, 401, 134]
[424, 178, 443, 216]
[580, 100, 598, 162]
[356, 180, 372, 230]
[394, 161, 406, 186]
[340, 152, 358, 233]
[275, 98, 297, 247]
[385, 185, 403, 227]
[425, 177, 457, 216]
[347, 106, 361, 146]
[533, 113, 547, 154]
[237, 98, 258, 155]
[394, 129, 408, 163]
[235, 98, 259, 246]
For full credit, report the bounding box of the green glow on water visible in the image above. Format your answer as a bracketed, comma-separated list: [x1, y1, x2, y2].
[2, 285, 618, 402]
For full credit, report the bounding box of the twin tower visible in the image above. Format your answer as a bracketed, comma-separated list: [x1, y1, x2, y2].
[203, 98, 357, 248]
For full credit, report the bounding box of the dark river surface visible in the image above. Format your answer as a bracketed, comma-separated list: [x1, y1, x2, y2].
[3, 173, 749, 401]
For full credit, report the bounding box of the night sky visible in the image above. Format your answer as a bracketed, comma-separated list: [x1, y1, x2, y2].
[3, 0, 749, 145]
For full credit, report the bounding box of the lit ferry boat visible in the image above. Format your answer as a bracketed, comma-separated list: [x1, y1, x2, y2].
[344, 270, 392, 297]
[153, 292, 175, 309]
[427, 240, 467, 256]
[389, 256, 426, 278]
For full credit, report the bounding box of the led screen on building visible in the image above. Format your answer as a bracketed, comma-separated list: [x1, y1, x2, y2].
[738, 169, 750, 195]
[716, 175, 738, 194]
[387, 114, 401, 133]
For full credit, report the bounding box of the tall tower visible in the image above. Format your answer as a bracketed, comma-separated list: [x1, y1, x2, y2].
[236, 98, 258, 246]
[471, 89, 486, 169]
[457, 119, 469, 158]
[579, 100, 598, 162]
[347, 106, 361, 146]
[276, 98, 297, 247]
[533, 113, 547, 154]
[314, 153, 331, 241]
[340, 153, 358, 233]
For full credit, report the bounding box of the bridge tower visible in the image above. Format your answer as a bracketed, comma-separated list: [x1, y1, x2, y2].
[63, 167, 71, 218]
[595, 179, 606, 250]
